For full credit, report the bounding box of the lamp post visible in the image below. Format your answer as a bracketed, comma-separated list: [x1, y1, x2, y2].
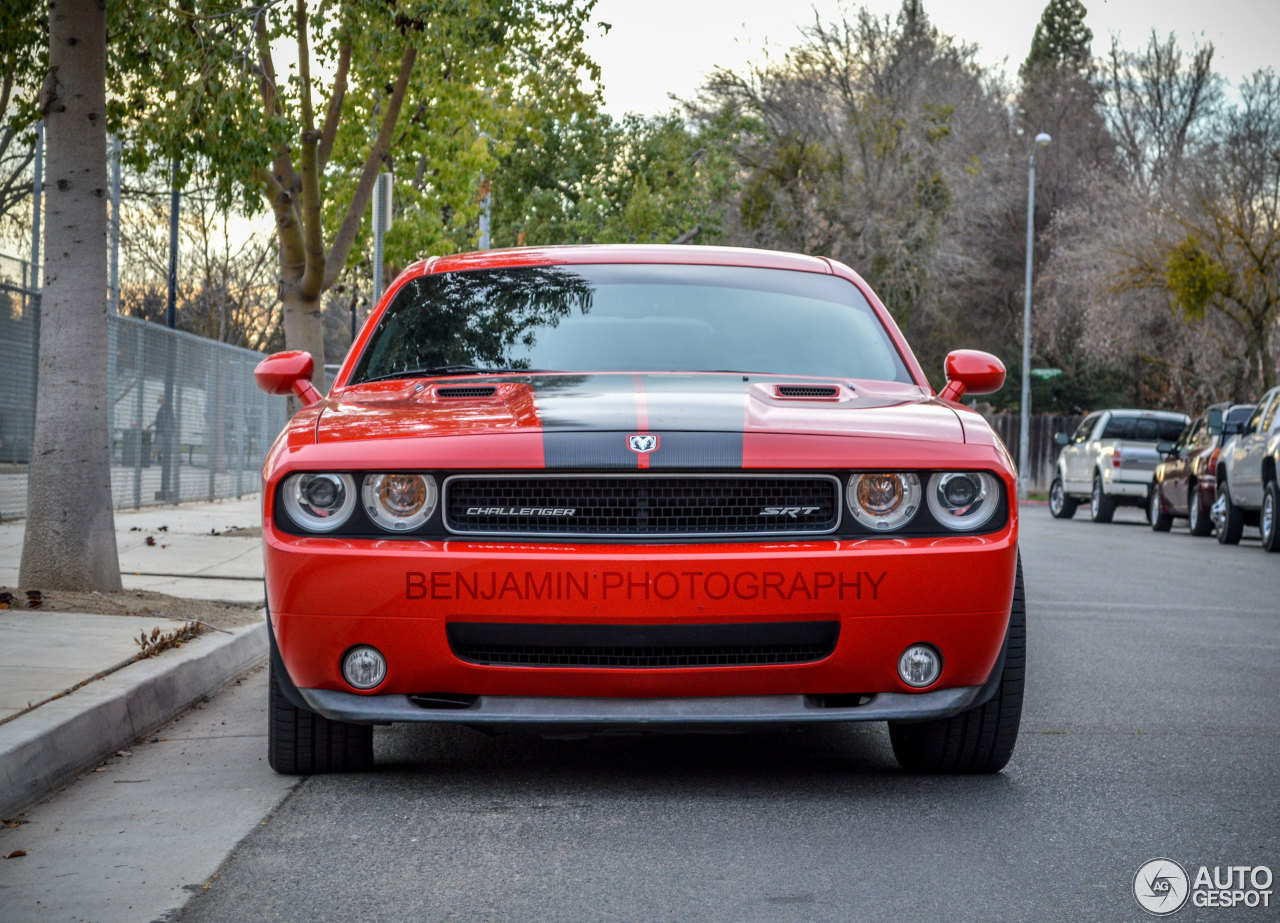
[1019, 131, 1051, 500]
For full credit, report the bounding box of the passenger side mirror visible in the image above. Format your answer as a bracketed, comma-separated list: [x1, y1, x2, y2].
[1156, 441, 1175, 456]
[1224, 420, 1243, 436]
[937, 349, 1005, 402]
[1207, 408, 1223, 435]
[1054, 432, 1069, 446]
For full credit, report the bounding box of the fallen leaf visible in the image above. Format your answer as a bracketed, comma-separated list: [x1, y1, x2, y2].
[116, 750, 132, 757]
[145, 536, 156, 546]
[159, 525, 168, 532]
[2, 819, 26, 828]
[4, 850, 27, 859]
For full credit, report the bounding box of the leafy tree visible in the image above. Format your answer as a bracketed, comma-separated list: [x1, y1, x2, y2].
[0, 4, 44, 236]
[19, 0, 123, 591]
[110, 0, 599, 384]
[1021, 0, 1092, 77]
[490, 108, 738, 247]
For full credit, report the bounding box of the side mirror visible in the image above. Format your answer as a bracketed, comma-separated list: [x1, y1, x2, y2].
[254, 350, 323, 407]
[1207, 408, 1223, 436]
[1054, 432, 1070, 446]
[1223, 420, 1243, 437]
[938, 349, 1005, 402]
[1156, 441, 1175, 456]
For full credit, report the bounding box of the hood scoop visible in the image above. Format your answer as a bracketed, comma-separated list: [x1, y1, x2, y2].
[437, 385, 498, 399]
[774, 384, 842, 400]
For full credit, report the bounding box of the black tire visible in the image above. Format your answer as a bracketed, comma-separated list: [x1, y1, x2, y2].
[1048, 477, 1078, 519]
[269, 659, 374, 775]
[1262, 480, 1280, 553]
[889, 557, 1025, 774]
[1188, 485, 1213, 537]
[1090, 474, 1115, 523]
[1215, 481, 1244, 545]
[1149, 482, 1173, 531]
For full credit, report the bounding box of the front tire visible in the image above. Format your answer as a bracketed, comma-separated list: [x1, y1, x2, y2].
[1214, 481, 1244, 545]
[1262, 481, 1280, 553]
[1090, 474, 1116, 523]
[1149, 482, 1173, 531]
[1049, 477, 1078, 519]
[889, 558, 1025, 774]
[1188, 485, 1213, 536]
[269, 660, 374, 775]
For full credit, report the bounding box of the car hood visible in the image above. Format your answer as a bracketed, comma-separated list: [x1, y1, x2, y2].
[316, 373, 961, 446]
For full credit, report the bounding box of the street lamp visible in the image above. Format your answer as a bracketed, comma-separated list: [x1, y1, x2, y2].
[1019, 131, 1051, 500]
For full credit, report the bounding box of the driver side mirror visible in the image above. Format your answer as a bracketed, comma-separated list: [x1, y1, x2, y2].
[1156, 441, 1175, 456]
[1207, 408, 1223, 436]
[938, 350, 1005, 402]
[254, 350, 323, 407]
[1054, 432, 1070, 446]
[1224, 420, 1243, 436]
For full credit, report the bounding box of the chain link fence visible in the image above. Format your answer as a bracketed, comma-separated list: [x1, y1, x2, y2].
[0, 253, 288, 521]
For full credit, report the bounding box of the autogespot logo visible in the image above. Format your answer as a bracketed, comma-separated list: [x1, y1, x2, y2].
[1134, 858, 1190, 915]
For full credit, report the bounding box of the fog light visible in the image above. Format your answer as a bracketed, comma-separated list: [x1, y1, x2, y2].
[342, 645, 387, 690]
[898, 644, 941, 688]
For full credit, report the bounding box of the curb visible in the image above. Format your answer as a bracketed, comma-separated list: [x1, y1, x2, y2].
[0, 621, 267, 818]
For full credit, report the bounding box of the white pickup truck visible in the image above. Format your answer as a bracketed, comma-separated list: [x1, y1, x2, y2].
[1049, 409, 1190, 522]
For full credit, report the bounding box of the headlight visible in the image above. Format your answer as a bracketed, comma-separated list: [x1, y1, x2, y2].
[926, 471, 1000, 531]
[362, 473, 437, 531]
[847, 472, 921, 531]
[282, 473, 356, 532]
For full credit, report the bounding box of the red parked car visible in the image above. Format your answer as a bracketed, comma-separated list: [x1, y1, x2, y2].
[1150, 402, 1256, 535]
[255, 245, 1024, 775]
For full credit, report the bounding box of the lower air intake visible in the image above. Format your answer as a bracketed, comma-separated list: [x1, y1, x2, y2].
[447, 621, 839, 668]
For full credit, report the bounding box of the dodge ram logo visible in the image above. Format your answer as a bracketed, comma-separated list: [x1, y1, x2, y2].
[628, 433, 659, 454]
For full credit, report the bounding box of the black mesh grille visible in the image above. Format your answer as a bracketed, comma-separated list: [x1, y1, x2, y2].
[444, 475, 839, 536]
[776, 385, 839, 398]
[437, 386, 497, 398]
[447, 621, 839, 668]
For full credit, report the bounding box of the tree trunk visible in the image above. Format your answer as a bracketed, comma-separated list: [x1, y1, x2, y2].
[281, 287, 328, 393]
[20, 0, 122, 591]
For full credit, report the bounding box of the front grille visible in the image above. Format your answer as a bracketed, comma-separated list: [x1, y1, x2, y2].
[444, 474, 840, 537]
[447, 621, 839, 668]
[437, 386, 497, 398]
[776, 384, 839, 398]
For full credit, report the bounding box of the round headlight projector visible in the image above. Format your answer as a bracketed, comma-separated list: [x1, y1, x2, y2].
[342, 645, 387, 690]
[898, 644, 942, 688]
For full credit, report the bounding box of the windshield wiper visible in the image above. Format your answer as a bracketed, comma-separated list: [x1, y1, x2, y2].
[358, 365, 544, 384]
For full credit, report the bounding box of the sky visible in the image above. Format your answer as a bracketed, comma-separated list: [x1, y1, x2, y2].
[583, 0, 1280, 117]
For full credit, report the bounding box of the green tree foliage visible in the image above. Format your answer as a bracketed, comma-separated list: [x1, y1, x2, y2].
[106, 0, 600, 378]
[489, 108, 738, 247]
[1022, 0, 1092, 77]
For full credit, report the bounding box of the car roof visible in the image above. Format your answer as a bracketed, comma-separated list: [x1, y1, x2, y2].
[414, 244, 836, 276]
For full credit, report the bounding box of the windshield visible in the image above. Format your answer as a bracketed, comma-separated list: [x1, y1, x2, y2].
[350, 263, 913, 384]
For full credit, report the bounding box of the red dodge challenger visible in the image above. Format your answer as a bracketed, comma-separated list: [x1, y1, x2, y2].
[255, 245, 1024, 775]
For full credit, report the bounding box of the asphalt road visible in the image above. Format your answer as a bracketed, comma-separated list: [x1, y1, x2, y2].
[175, 507, 1279, 922]
[5, 507, 1277, 922]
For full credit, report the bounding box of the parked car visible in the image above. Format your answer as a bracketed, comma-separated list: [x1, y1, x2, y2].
[1149, 403, 1256, 535]
[254, 244, 1026, 776]
[1214, 384, 1280, 551]
[1048, 409, 1189, 522]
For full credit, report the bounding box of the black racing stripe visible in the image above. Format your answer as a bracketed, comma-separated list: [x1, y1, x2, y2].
[531, 373, 749, 470]
[641, 375, 745, 469]
[543, 432, 638, 469]
[533, 375, 638, 468]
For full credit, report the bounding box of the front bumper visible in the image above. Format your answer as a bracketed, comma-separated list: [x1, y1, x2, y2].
[267, 517, 1019, 722]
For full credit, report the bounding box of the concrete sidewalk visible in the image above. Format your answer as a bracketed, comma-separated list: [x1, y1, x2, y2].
[0, 497, 268, 817]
